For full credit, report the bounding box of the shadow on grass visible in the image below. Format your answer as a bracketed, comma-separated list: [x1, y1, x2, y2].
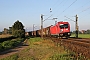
[0, 43, 29, 55]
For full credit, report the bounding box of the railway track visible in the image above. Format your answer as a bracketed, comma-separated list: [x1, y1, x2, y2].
[62, 38, 90, 48]
[65, 38, 90, 43]
[46, 37, 90, 59]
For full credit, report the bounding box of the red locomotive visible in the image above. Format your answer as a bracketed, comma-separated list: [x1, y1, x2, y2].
[50, 21, 71, 38]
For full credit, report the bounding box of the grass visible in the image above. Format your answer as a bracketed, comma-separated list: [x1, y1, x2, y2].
[48, 53, 86, 60]
[1, 54, 18, 60]
[49, 53, 74, 60]
[78, 34, 90, 38]
[71, 34, 90, 38]
[29, 37, 42, 43]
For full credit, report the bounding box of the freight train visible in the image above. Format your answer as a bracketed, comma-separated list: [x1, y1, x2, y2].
[28, 21, 71, 38]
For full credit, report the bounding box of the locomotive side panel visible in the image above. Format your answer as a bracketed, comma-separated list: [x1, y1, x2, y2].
[50, 25, 59, 35]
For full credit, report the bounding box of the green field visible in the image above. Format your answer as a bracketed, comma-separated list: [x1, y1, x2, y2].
[71, 34, 90, 38]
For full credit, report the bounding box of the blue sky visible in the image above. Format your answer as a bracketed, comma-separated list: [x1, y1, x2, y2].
[0, 0, 90, 32]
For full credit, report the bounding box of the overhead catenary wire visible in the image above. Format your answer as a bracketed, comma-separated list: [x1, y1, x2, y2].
[64, 16, 75, 22]
[51, 0, 60, 8]
[78, 7, 90, 18]
[52, 0, 65, 10]
[78, 6, 90, 14]
[57, 0, 77, 17]
[47, 0, 89, 18]
[66, 0, 90, 19]
[43, 0, 90, 27]
[44, 0, 77, 22]
[43, 0, 65, 22]
[76, 1, 90, 19]
[43, 14, 53, 22]
[52, 0, 67, 15]
[64, 0, 90, 21]
[72, 0, 90, 13]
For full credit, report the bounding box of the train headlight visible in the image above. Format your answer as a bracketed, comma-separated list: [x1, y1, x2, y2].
[68, 33, 70, 35]
[60, 34, 63, 36]
[66, 28, 68, 30]
[60, 29, 63, 32]
[61, 29, 63, 31]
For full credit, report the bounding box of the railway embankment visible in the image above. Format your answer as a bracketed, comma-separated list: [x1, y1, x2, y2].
[50, 37, 90, 59]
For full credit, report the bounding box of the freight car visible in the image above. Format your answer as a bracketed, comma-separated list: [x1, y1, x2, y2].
[50, 21, 71, 38]
[36, 26, 51, 37]
[36, 30, 41, 37]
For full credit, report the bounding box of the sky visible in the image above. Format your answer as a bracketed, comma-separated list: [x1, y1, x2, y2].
[0, 0, 90, 32]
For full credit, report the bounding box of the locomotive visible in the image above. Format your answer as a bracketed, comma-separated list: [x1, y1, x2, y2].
[28, 21, 71, 38]
[50, 21, 71, 38]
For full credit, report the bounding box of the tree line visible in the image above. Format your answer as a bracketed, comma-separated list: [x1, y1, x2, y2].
[72, 30, 90, 34]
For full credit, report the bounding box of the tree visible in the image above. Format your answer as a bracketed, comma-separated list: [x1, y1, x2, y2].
[3, 28, 8, 34]
[12, 20, 25, 38]
[8, 27, 12, 34]
[86, 29, 90, 34]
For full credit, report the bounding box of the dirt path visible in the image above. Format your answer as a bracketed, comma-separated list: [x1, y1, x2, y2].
[0, 40, 29, 59]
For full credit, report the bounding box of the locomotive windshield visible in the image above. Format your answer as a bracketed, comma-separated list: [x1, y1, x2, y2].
[59, 24, 68, 28]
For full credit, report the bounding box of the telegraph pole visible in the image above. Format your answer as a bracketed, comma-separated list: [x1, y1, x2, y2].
[33, 24, 34, 36]
[75, 15, 78, 38]
[41, 14, 43, 39]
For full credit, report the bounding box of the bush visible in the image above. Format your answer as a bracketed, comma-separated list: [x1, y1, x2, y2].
[0, 43, 3, 51]
[2, 41, 11, 50]
[0, 38, 25, 52]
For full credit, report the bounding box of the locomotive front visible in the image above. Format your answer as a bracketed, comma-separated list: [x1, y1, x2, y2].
[59, 22, 71, 37]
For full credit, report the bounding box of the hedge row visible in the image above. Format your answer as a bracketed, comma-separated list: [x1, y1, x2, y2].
[0, 36, 16, 42]
[0, 38, 25, 52]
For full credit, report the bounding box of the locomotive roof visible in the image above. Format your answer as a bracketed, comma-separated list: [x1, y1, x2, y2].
[55, 21, 69, 25]
[58, 21, 69, 23]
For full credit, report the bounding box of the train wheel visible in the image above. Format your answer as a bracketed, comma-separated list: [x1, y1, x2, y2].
[66, 36, 69, 39]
